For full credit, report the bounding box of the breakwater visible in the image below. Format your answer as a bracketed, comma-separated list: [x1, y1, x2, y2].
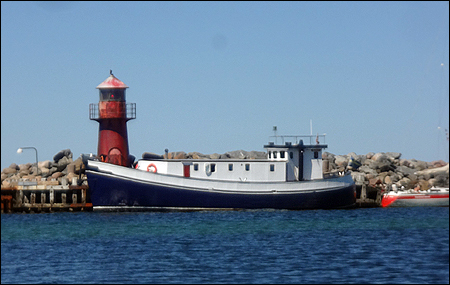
[1, 148, 449, 212]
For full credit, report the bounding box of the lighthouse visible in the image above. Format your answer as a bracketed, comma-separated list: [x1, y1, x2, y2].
[89, 71, 136, 167]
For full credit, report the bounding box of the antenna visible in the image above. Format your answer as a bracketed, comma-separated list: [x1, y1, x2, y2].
[310, 120, 312, 135]
[273, 126, 277, 144]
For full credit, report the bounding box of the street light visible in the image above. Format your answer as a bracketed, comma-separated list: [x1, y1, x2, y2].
[17, 147, 39, 175]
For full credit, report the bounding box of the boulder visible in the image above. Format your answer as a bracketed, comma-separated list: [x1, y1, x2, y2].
[386, 152, 402, 160]
[334, 155, 348, 168]
[9, 163, 19, 170]
[2, 167, 17, 175]
[209, 153, 221, 160]
[55, 156, 72, 172]
[53, 149, 72, 163]
[371, 153, 389, 163]
[395, 165, 416, 176]
[51, 172, 64, 179]
[19, 163, 32, 171]
[142, 152, 164, 160]
[409, 159, 428, 171]
[226, 150, 247, 159]
[430, 160, 447, 168]
[38, 160, 52, 169]
[415, 164, 449, 178]
[366, 152, 375, 159]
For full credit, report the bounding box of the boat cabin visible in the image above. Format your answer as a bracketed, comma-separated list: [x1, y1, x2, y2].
[136, 135, 327, 183]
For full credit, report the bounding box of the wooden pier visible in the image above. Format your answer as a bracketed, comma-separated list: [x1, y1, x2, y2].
[1, 178, 92, 213]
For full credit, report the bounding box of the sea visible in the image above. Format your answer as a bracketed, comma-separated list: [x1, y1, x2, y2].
[1, 207, 449, 284]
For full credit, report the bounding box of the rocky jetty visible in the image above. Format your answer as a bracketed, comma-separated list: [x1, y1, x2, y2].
[322, 151, 449, 190]
[1, 149, 85, 188]
[2, 149, 448, 191]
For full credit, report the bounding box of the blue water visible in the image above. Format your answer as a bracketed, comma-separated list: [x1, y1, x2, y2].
[2, 207, 449, 284]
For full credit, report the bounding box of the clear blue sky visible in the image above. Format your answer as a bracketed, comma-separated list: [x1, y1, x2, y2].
[2, 1, 449, 170]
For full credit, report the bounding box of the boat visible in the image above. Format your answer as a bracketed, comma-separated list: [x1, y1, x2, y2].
[381, 186, 449, 207]
[84, 135, 356, 211]
[83, 72, 356, 211]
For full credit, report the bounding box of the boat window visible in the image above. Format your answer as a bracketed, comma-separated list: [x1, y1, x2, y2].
[274, 151, 277, 159]
[228, 163, 233, 171]
[280, 151, 285, 159]
[194, 163, 198, 171]
[290, 152, 293, 159]
[270, 164, 275, 172]
[211, 163, 216, 172]
[245, 164, 250, 171]
[314, 151, 319, 159]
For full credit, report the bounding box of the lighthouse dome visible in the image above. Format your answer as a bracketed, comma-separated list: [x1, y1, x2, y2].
[96, 73, 129, 89]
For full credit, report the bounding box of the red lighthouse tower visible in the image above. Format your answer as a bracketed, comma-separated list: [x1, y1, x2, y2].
[89, 71, 136, 167]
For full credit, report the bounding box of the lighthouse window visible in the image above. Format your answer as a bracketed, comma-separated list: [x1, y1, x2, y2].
[273, 151, 277, 159]
[270, 164, 275, 171]
[245, 164, 250, 171]
[228, 164, 233, 171]
[280, 151, 285, 159]
[99, 89, 125, 101]
[194, 163, 199, 171]
[290, 152, 294, 159]
[314, 151, 319, 159]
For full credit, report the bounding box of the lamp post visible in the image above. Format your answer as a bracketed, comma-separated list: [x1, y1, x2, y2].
[17, 147, 39, 175]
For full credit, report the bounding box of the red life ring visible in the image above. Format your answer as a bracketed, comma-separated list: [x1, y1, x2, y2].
[147, 164, 157, 173]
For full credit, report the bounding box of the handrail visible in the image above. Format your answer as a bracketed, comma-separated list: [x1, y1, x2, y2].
[268, 134, 326, 145]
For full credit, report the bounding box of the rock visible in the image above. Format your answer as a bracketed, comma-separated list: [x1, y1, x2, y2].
[53, 149, 72, 163]
[334, 155, 348, 168]
[66, 172, 78, 184]
[51, 172, 64, 179]
[358, 165, 378, 176]
[384, 175, 392, 184]
[386, 152, 402, 160]
[38, 160, 52, 169]
[415, 164, 448, 178]
[371, 153, 389, 163]
[142, 152, 164, 160]
[409, 159, 428, 171]
[2, 167, 17, 175]
[187, 152, 206, 159]
[396, 165, 416, 176]
[55, 156, 72, 172]
[431, 160, 447, 168]
[396, 177, 413, 189]
[366, 152, 375, 159]
[9, 163, 19, 170]
[39, 167, 50, 177]
[226, 150, 247, 159]
[209, 153, 221, 160]
[219, 153, 231, 159]
[2, 180, 12, 188]
[173, 152, 187, 159]
[19, 163, 32, 171]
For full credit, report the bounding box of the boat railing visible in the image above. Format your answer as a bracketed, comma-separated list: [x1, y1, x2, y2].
[268, 134, 326, 145]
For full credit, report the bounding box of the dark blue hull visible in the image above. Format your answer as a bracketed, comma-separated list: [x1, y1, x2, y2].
[86, 170, 356, 210]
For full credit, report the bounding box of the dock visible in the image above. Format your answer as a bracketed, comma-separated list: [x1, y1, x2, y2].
[1, 177, 92, 213]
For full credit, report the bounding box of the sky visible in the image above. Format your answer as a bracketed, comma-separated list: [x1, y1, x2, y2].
[1, 1, 449, 171]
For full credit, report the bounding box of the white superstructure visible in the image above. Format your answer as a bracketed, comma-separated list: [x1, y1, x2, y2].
[135, 135, 327, 183]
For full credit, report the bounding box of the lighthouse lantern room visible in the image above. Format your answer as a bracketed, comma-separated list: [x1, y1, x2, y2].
[89, 71, 136, 167]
